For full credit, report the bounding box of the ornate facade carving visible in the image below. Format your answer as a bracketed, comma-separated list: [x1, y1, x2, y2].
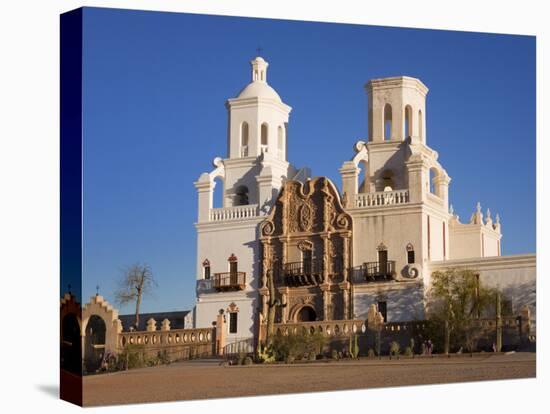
[259, 177, 353, 323]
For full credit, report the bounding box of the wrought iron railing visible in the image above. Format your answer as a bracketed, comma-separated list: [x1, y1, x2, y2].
[213, 272, 246, 291]
[350, 261, 396, 283]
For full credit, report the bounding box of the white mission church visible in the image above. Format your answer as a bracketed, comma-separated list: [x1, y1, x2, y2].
[191, 56, 536, 345]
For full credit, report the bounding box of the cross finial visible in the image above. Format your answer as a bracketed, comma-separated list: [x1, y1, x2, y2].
[256, 46, 263, 57]
[68, 283, 72, 294]
[96, 284, 100, 296]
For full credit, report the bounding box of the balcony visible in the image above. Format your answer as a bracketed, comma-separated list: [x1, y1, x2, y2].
[354, 190, 409, 208]
[213, 272, 246, 291]
[209, 204, 259, 222]
[277, 260, 324, 286]
[350, 261, 396, 283]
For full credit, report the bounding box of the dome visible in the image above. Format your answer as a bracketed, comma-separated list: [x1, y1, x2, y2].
[236, 81, 282, 102]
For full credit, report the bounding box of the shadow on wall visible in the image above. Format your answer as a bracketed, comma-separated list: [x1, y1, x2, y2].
[354, 284, 424, 322]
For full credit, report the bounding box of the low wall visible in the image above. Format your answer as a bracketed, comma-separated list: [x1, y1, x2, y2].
[118, 327, 216, 361]
[266, 312, 532, 356]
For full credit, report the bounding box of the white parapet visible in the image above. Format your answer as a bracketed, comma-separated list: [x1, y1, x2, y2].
[209, 204, 259, 222]
[354, 189, 409, 208]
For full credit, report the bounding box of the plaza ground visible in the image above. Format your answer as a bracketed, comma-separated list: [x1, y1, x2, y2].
[82, 352, 535, 406]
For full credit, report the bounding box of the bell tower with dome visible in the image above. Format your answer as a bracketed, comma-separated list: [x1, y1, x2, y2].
[193, 56, 305, 343]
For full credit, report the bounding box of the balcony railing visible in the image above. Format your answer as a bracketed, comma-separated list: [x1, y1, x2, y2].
[213, 272, 246, 291]
[350, 261, 396, 283]
[209, 204, 259, 222]
[276, 260, 324, 286]
[354, 190, 409, 208]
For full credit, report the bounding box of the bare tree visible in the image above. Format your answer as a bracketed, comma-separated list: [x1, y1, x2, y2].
[114, 263, 157, 330]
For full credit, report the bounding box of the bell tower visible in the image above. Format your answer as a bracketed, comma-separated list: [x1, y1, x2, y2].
[226, 56, 292, 161]
[366, 76, 428, 144]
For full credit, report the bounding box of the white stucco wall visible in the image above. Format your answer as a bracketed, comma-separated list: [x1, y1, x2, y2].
[353, 281, 425, 322]
[429, 254, 536, 324]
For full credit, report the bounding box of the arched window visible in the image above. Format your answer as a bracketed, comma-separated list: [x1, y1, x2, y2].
[418, 109, 423, 140]
[429, 167, 440, 196]
[212, 176, 224, 208]
[384, 104, 392, 141]
[261, 123, 268, 153]
[240, 122, 249, 157]
[234, 185, 249, 206]
[358, 159, 370, 193]
[404, 105, 413, 138]
[202, 259, 211, 280]
[277, 125, 284, 159]
[380, 169, 394, 191]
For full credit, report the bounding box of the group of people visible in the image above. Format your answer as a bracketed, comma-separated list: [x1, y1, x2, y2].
[421, 339, 434, 355]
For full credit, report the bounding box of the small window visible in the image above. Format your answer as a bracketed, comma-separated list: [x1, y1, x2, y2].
[407, 250, 415, 264]
[377, 301, 387, 322]
[203, 259, 211, 280]
[229, 312, 238, 334]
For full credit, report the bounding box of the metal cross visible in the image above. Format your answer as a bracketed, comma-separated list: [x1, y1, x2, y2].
[256, 46, 263, 56]
[68, 283, 72, 294]
[96, 284, 100, 296]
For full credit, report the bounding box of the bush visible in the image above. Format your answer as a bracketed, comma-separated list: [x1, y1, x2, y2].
[390, 341, 400, 356]
[331, 349, 339, 360]
[308, 351, 317, 361]
[271, 331, 325, 363]
[242, 356, 253, 365]
[367, 348, 376, 358]
[404, 347, 413, 357]
[117, 344, 146, 370]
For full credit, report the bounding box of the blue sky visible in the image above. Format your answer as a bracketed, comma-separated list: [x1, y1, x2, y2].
[81, 7, 535, 313]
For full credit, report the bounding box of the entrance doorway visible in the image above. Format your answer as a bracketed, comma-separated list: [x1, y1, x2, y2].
[84, 315, 106, 373]
[61, 313, 81, 374]
[297, 305, 317, 322]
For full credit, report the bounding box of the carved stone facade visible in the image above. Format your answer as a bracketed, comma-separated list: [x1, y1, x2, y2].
[259, 177, 353, 323]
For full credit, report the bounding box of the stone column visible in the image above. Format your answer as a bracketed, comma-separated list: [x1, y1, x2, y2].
[215, 310, 226, 356]
[406, 155, 427, 204]
[194, 173, 213, 223]
[339, 161, 359, 208]
[321, 285, 330, 321]
[342, 234, 350, 282]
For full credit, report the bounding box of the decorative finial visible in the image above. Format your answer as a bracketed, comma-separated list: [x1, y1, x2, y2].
[96, 284, 100, 296]
[496, 213, 500, 224]
[476, 202, 481, 213]
[256, 46, 263, 57]
[251, 55, 268, 83]
[486, 208, 491, 220]
[68, 283, 72, 294]
[449, 204, 454, 215]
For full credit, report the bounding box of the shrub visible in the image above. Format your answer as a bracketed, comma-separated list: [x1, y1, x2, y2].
[390, 341, 400, 356]
[117, 344, 146, 370]
[308, 351, 317, 361]
[271, 331, 325, 363]
[331, 349, 339, 360]
[367, 348, 376, 358]
[404, 346, 413, 357]
[242, 356, 253, 365]
[349, 335, 359, 359]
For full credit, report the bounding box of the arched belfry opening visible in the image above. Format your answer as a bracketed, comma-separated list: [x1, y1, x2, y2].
[404, 105, 413, 138]
[212, 176, 224, 208]
[358, 159, 371, 193]
[234, 185, 249, 206]
[418, 109, 423, 141]
[261, 123, 269, 153]
[240, 122, 249, 157]
[277, 125, 284, 160]
[429, 167, 440, 196]
[384, 104, 393, 141]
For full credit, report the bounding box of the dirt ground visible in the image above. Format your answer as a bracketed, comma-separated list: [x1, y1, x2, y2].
[82, 352, 536, 406]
